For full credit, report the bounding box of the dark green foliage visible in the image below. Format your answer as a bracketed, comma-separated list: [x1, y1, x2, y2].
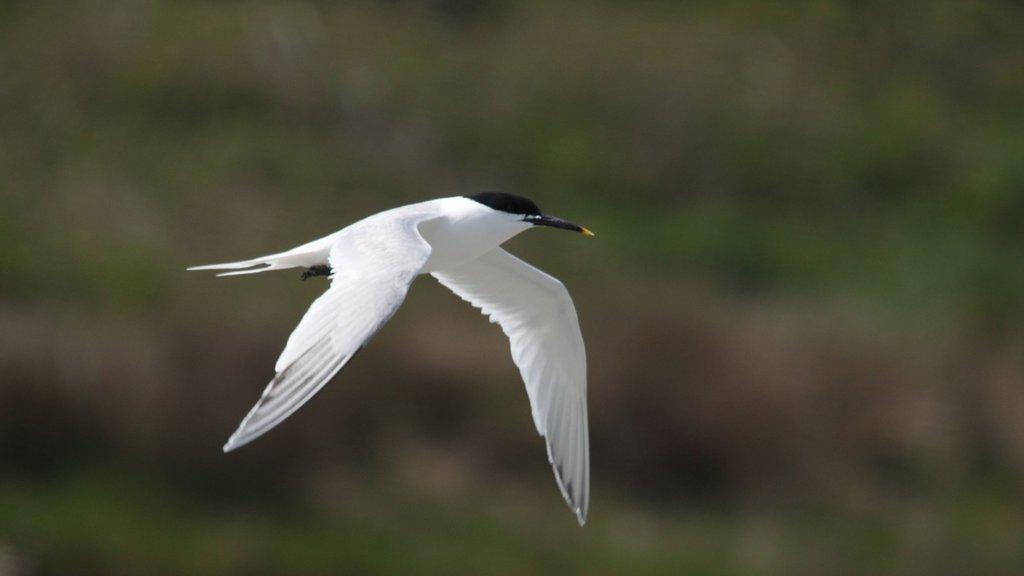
[2, 1, 1023, 574]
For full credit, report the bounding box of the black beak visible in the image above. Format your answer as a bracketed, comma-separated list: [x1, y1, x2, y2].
[525, 214, 595, 237]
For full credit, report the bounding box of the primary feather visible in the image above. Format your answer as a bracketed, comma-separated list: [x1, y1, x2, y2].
[433, 249, 590, 524]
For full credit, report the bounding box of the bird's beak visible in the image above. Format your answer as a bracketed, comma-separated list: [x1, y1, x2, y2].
[527, 215, 596, 237]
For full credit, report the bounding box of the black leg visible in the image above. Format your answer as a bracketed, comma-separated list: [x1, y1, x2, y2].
[301, 264, 333, 281]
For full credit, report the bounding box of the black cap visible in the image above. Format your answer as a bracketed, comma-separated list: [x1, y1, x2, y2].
[466, 192, 542, 216]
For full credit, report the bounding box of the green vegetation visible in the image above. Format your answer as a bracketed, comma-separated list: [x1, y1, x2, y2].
[1, 1, 1023, 574]
[4, 468, 1021, 575]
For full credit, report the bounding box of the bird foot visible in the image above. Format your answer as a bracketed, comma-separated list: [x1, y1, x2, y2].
[300, 264, 332, 281]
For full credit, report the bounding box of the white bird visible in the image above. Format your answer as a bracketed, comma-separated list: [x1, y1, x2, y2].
[189, 193, 594, 524]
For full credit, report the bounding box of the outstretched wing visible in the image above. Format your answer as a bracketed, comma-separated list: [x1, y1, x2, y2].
[432, 249, 590, 525]
[222, 214, 437, 452]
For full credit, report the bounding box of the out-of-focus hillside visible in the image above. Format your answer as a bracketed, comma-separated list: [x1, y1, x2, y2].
[2, 1, 1023, 574]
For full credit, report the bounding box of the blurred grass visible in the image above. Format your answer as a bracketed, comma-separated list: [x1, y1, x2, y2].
[2, 0, 1024, 574]
[2, 467, 1023, 575]
[2, 1, 1022, 318]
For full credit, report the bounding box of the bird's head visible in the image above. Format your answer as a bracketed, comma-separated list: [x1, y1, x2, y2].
[466, 192, 595, 237]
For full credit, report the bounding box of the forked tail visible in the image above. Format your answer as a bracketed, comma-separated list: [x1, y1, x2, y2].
[188, 233, 339, 277]
[187, 257, 288, 277]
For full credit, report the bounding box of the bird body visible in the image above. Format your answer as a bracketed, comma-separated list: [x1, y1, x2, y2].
[190, 193, 593, 524]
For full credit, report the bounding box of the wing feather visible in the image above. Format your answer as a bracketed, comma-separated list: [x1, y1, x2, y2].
[222, 213, 437, 452]
[433, 248, 590, 524]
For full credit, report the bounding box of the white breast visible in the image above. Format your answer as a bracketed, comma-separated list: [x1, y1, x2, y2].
[417, 197, 531, 273]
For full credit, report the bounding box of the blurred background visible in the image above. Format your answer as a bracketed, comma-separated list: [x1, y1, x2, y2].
[2, 1, 1023, 574]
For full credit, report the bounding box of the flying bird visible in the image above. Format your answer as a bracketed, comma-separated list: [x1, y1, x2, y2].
[189, 193, 593, 524]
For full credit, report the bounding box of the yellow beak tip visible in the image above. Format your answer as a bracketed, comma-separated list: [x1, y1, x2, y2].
[581, 227, 595, 237]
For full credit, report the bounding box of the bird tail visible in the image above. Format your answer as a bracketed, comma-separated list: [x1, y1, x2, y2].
[188, 233, 339, 277]
[187, 256, 287, 277]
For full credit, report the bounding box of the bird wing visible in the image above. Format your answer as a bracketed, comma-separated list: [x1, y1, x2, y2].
[222, 213, 437, 452]
[432, 248, 590, 524]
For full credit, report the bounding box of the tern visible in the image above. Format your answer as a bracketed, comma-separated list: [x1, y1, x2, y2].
[189, 193, 594, 524]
